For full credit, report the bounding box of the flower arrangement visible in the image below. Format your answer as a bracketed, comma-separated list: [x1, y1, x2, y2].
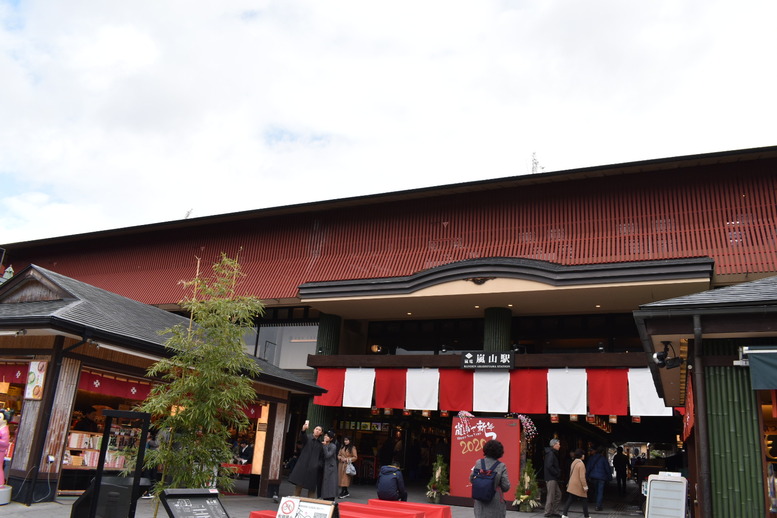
[515, 414, 537, 441]
[513, 459, 541, 512]
[426, 454, 450, 503]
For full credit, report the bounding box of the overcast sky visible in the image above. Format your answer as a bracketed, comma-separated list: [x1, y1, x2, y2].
[1, 1, 775, 244]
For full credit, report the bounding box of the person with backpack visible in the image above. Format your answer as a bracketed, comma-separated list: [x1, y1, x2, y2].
[470, 439, 510, 518]
[376, 457, 407, 501]
[561, 448, 589, 518]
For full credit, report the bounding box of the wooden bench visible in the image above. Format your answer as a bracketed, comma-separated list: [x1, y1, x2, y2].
[367, 499, 453, 518]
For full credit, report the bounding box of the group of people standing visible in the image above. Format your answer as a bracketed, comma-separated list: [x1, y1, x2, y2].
[287, 421, 358, 500]
[543, 440, 629, 518]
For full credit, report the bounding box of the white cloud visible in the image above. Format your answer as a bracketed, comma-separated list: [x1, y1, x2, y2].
[0, 0, 776, 243]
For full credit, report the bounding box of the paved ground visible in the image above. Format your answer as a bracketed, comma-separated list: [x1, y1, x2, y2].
[1, 477, 645, 518]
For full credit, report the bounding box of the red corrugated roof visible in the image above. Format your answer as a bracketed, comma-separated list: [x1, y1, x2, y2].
[5, 164, 777, 305]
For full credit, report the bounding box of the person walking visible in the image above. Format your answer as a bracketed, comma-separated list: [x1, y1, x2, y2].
[288, 421, 323, 498]
[561, 448, 589, 518]
[612, 446, 629, 496]
[543, 438, 562, 517]
[337, 436, 358, 498]
[586, 446, 611, 511]
[470, 439, 510, 518]
[319, 431, 339, 500]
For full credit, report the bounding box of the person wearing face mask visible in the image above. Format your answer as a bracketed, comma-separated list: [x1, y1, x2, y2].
[288, 420, 324, 498]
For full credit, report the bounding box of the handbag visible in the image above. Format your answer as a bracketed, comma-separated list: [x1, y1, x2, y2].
[345, 460, 356, 476]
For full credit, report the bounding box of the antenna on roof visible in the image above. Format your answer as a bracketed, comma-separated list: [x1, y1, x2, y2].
[531, 152, 544, 174]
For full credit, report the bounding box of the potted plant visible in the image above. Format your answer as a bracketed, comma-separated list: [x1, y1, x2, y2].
[426, 454, 450, 504]
[513, 458, 541, 512]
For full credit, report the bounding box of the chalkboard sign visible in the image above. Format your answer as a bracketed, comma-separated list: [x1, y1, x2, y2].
[160, 488, 231, 518]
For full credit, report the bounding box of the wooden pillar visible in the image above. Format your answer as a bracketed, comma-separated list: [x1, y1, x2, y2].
[484, 307, 512, 352]
[10, 336, 81, 503]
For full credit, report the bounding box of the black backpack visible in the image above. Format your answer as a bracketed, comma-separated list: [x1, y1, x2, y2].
[471, 459, 501, 502]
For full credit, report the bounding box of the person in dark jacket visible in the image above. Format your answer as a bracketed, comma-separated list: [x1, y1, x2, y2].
[320, 431, 339, 500]
[543, 438, 562, 517]
[376, 460, 407, 501]
[586, 446, 611, 511]
[288, 421, 323, 498]
[612, 446, 629, 496]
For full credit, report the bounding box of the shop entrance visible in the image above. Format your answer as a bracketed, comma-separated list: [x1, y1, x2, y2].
[59, 369, 154, 495]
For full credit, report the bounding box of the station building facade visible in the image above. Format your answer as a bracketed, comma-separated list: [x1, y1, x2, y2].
[3, 145, 777, 516]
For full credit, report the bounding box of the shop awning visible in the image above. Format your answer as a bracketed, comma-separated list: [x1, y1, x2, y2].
[746, 347, 777, 390]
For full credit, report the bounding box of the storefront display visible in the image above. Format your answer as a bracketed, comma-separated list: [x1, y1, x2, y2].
[58, 368, 152, 494]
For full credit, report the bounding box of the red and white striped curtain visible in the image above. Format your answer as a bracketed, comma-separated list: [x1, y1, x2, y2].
[314, 367, 673, 416]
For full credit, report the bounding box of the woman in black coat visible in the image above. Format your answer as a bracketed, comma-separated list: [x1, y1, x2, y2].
[289, 421, 324, 498]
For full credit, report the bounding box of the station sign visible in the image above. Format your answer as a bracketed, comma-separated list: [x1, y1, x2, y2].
[461, 351, 514, 369]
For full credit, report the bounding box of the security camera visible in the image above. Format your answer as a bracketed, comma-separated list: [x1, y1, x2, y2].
[665, 357, 684, 369]
[652, 350, 668, 368]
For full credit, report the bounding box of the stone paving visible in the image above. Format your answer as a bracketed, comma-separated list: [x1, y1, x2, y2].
[1, 477, 645, 518]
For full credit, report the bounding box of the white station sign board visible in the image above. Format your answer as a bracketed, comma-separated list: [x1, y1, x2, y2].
[645, 472, 687, 518]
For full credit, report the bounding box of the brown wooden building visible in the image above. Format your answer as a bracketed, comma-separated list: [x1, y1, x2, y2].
[3, 145, 777, 515]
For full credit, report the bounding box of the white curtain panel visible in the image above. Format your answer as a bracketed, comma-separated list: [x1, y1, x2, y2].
[547, 368, 588, 415]
[473, 370, 510, 413]
[342, 368, 376, 408]
[628, 368, 673, 416]
[405, 368, 440, 410]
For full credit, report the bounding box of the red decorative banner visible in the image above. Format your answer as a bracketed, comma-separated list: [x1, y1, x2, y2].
[243, 402, 263, 420]
[449, 417, 521, 501]
[78, 371, 152, 401]
[0, 362, 29, 384]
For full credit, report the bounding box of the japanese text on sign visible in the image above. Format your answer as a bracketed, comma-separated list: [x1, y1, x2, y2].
[461, 351, 513, 369]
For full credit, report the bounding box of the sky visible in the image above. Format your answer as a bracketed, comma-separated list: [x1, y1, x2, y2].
[1, 1, 776, 244]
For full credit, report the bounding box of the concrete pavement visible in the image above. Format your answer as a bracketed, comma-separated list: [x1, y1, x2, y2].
[1, 477, 645, 518]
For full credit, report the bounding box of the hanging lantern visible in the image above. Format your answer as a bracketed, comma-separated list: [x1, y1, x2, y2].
[0, 377, 9, 394]
[383, 408, 393, 415]
[550, 414, 559, 423]
[632, 415, 641, 423]
[440, 410, 449, 417]
[569, 414, 578, 422]
[371, 406, 379, 415]
[586, 414, 595, 423]
[609, 415, 618, 424]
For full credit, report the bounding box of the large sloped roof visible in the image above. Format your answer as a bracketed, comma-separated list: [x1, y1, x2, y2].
[0, 264, 323, 394]
[639, 274, 777, 311]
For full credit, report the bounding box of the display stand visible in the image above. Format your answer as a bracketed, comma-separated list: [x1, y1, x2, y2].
[644, 472, 687, 518]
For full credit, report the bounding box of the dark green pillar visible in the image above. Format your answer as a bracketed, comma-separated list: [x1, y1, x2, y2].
[307, 313, 341, 430]
[483, 307, 512, 352]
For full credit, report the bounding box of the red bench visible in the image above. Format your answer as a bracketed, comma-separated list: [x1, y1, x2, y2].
[367, 499, 453, 518]
[339, 501, 424, 518]
[248, 511, 276, 518]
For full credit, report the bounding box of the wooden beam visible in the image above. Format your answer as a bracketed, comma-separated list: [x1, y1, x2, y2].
[307, 353, 648, 369]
